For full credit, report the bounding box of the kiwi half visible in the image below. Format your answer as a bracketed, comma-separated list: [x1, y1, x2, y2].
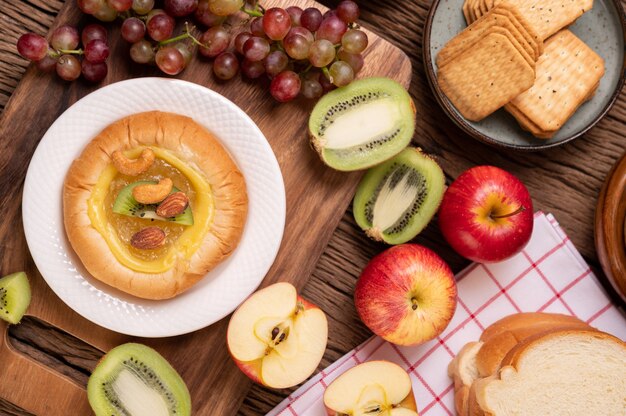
[87, 343, 191, 416]
[113, 181, 194, 226]
[0, 272, 31, 325]
[309, 77, 416, 171]
[353, 147, 445, 245]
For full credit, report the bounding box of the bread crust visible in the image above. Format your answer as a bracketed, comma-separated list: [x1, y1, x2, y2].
[63, 111, 248, 299]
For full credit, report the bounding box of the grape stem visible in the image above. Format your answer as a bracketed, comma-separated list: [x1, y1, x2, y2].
[49, 48, 83, 58]
[242, 8, 263, 17]
[322, 66, 332, 82]
[159, 23, 205, 48]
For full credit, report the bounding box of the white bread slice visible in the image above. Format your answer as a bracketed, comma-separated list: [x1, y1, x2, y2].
[474, 330, 626, 416]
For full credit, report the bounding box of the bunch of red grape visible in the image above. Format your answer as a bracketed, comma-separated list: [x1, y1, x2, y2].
[17, 0, 368, 102]
[17, 24, 110, 82]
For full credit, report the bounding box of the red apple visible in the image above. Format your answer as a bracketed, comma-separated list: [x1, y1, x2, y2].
[438, 165, 533, 263]
[227, 282, 328, 389]
[355, 244, 457, 346]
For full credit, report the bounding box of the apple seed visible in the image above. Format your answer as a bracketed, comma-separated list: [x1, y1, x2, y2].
[271, 327, 279, 340]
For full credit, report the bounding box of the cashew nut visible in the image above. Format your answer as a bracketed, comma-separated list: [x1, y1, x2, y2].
[132, 178, 174, 204]
[111, 148, 155, 176]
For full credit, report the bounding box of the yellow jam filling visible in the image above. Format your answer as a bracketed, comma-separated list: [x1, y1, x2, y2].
[88, 147, 214, 274]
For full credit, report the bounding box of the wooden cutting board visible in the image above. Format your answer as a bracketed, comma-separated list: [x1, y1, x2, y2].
[0, 1, 411, 414]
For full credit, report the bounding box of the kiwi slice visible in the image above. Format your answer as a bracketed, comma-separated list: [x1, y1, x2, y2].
[309, 77, 416, 171]
[113, 181, 193, 226]
[353, 147, 445, 245]
[87, 343, 191, 416]
[0, 272, 31, 325]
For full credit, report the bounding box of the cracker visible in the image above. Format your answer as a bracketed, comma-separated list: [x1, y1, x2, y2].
[473, 0, 485, 22]
[438, 32, 535, 121]
[493, 1, 543, 55]
[463, 0, 473, 24]
[507, 29, 604, 132]
[505, 102, 556, 138]
[491, 9, 541, 59]
[494, 0, 593, 40]
[437, 6, 536, 68]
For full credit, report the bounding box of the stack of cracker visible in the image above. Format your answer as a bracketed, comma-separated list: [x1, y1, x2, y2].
[505, 30, 604, 138]
[437, 3, 543, 121]
[463, 0, 594, 40]
[438, 0, 605, 139]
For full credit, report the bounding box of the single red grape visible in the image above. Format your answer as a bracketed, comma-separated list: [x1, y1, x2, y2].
[316, 15, 347, 44]
[285, 6, 303, 26]
[241, 58, 265, 79]
[174, 43, 193, 65]
[147, 13, 175, 41]
[300, 8, 322, 32]
[56, 55, 81, 81]
[234, 32, 252, 55]
[213, 51, 239, 80]
[51, 26, 79, 51]
[283, 33, 311, 60]
[270, 71, 301, 102]
[164, 0, 198, 17]
[336, 1, 359, 23]
[82, 60, 108, 82]
[84, 39, 110, 63]
[337, 48, 364, 73]
[341, 29, 368, 54]
[263, 8, 291, 41]
[121, 17, 146, 43]
[301, 78, 323, 99]
[130, 39, 155, 63]
[264, 50, 288, 77]
[288, 26, 314, 43]
[132, 0, 155, 14]
[198, 26, 230, 58]
[243, 36, 270, 62]
[250, 17, 265, 37]
[329, 60, 354, 86]
[308, 39, 335, 67]
[93, 3, 118, 21]
[36, 55, 57, 73]
[82, 24, 108, 45]
[17, 33, 49, 61]
[156, 46, 186, 75]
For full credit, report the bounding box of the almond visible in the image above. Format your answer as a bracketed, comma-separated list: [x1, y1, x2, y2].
[156, 192, 189, 218]
[131, 227, 166, 250]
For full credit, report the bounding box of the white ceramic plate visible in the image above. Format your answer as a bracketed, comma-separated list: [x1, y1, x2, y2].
[22, 78, 286, 337]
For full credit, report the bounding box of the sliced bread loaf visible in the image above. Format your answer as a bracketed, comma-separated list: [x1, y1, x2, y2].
[474, 329, 626, 416]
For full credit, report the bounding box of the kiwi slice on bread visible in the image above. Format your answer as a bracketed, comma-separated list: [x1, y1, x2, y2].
[87, 343, 191, 416]
[309, 77, 416, 171]
[353, 147, 445, 244]
[0, 272, 31, 325]
[113, 181, 193, 226]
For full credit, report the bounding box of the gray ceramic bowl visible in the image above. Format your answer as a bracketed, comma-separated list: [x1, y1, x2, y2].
[423, 0, 626, 150]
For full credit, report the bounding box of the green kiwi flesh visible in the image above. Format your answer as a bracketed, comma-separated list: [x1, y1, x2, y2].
[0, 272, 31, 325]
[113, 181, 194, 226]
[87, 343, 191, 416]
[353, 147, 445, 244]
[309, 77, 416, 171]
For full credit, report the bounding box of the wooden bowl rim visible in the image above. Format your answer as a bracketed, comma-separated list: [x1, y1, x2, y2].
[421, 0, 626, 152]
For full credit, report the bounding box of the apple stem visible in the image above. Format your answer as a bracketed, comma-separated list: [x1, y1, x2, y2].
[490, 205, 525, 220]
[411, 298, 418, 311]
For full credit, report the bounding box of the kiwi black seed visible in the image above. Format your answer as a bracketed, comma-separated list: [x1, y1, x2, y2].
[0, 272, 31, 325]
[353, 147, 446, 245]
[87, 343, 191, 416]
[309, 77, 416, 172]
[113, 181, 193, 226]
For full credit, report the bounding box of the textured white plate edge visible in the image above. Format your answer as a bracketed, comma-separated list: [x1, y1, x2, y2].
[22, 78, 286, 337]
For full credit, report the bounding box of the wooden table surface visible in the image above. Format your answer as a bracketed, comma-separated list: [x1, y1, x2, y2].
[0, 0, 624, 415]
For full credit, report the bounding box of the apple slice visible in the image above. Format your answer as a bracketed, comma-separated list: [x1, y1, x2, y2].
[324, 360, 419, 416]
[227, 282, 328, 389]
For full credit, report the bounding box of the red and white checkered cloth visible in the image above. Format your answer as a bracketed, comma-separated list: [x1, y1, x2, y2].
[268, 212, 626, 416]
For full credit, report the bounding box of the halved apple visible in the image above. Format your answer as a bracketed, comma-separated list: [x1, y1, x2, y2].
[324, 360, 419, 415]
[227, 282, 328, 389]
